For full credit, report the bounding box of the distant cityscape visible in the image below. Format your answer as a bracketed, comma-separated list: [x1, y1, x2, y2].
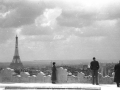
[0, 61, 116, 78]
[0, 36, 116, 78]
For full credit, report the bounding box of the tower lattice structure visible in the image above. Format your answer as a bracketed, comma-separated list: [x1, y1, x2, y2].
[9, 35, 24, 70]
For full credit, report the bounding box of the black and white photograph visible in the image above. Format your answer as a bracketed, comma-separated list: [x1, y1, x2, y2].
[0, 0, 120, 90]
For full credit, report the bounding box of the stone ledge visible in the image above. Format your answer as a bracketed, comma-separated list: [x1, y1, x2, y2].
[0, 83, 101, 90]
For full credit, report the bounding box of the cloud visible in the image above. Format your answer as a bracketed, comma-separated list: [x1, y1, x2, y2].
[19, 7, 62, 41]
[21, 24, 53, 36]
[0, 0, 120, 61]
[56, 0, 120, 29]
[104, 2, 120, 20]
[0, 0, 48, 28]
[35, 8, 62, 28]
[0, 28, 15, 43]
[1, 0, 120, 29]
[57, 10, 97, 28]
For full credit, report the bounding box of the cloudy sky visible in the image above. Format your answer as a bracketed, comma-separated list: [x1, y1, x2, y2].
[0, 0, 120, 63]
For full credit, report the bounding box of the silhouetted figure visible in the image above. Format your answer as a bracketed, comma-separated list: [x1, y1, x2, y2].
[114, 60, 120, 87]
[51, 62, 57, 84]
[90, 57, 99, 85]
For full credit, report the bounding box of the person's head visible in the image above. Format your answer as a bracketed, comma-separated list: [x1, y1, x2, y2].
[119, 60, 120, 63]
[53, 62, 55, 65]
[93, 57, 96, 61]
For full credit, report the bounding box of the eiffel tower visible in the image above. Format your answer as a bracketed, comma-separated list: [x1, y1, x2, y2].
[9, 35, 24, 70]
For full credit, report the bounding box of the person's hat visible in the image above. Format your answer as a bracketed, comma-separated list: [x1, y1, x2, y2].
[53, 62, 55, 65]
[93, 57, 96, 60]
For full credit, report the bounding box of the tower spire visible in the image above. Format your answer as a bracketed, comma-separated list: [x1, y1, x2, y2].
[9, 35, 23, 70]
[14, 35, 19, 56]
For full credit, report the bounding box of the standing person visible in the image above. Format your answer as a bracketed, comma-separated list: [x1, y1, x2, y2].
[114, 60, 120, 87]
[90, 57, 99, 85]
[51, 62, 57, 84]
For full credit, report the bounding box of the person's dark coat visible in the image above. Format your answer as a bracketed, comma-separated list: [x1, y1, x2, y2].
[90, 60, 99, 70]
[51, 65, 57, 82]
[114, 63, 120, 82]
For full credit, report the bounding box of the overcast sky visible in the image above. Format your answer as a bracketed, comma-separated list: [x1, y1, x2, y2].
[0, 0, 120, 62]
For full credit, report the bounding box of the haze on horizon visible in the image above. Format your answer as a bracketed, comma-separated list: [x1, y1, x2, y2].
[0, 0, 120, 63]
